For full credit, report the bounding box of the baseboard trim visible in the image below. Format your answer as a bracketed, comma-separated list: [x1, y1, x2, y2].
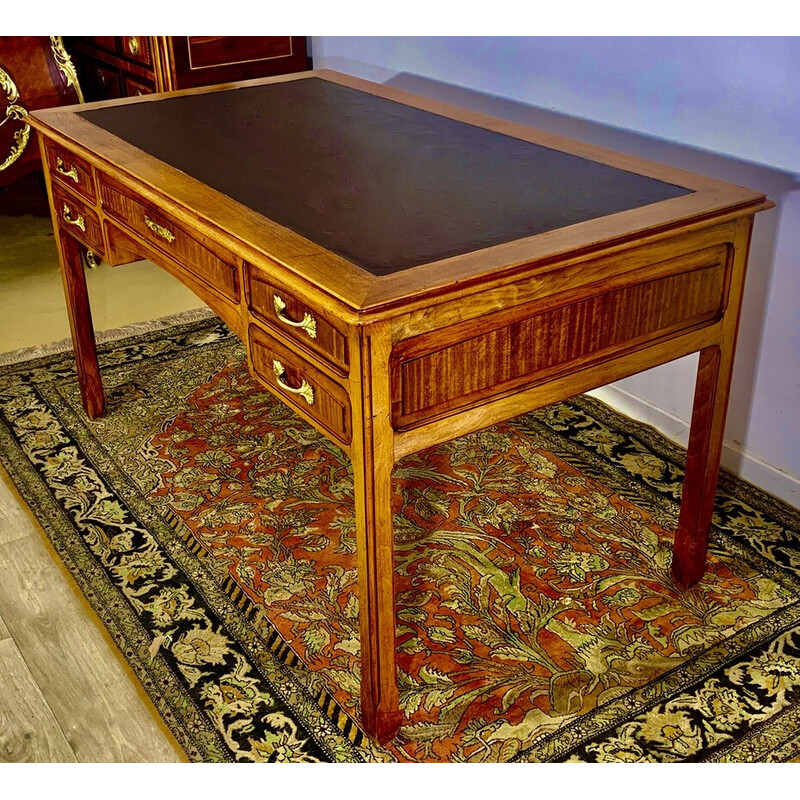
[588, 385, 800, 508]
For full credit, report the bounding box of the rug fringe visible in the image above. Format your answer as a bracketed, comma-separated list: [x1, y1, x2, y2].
[0, 307, 217, 367]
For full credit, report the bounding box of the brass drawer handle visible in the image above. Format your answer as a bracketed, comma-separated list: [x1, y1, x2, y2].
[55, 156, 78, 183]
[128, 37, 140, 56]
[273, 295, 317, 339]
[62, 203, 85, 232]
[272, 359, 315, 406]
[144, 215, 175, 243]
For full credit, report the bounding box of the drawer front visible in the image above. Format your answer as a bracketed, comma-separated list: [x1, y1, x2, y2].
[86, 36, 117, 54]
[99, 177, 240, 302]
[123, 74, 156, 96]
[44, 142, 95, 202]
[392, 245, 731, 429]
[249, 325, 352, 444]
[81, 57, 122, 101]
[52, 185, 103, 252]
[119, 36, 151, 67]
[247, 266, 349, 373]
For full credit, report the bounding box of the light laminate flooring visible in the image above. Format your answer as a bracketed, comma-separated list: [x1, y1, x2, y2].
[0, 178, 202, 762]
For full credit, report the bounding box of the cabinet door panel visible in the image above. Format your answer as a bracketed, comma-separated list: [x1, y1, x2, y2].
[168, 36, 309, 89]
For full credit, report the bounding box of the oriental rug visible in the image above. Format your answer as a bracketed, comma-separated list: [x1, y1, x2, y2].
[1, 317, 799, 763]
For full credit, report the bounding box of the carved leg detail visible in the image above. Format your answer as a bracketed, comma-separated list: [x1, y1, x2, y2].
[672, 344, 733, 587]
[352, 327, 401, 744]
[57, 230, 105, 418]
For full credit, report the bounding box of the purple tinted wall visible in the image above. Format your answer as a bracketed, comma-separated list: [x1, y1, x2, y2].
[311, 37, 800, 503]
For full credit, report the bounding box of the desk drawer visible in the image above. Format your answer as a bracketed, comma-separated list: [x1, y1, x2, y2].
[44, 142, 95, 202]
[80, 56, 123, 101]
[123, 74, 156, 96]
[247, 266, 349, 373]
[119, 36, 151, 67]
[249, 325, 352, 444]
[52, 185, 103, 252]
[99, 177, 240, 302]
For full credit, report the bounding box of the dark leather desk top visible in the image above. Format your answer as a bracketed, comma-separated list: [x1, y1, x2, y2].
[80, 77, 691, 277]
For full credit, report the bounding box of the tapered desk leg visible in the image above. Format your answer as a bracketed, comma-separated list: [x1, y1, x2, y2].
[672, 343, 737, 587]
[56, 229, 105, 419]
[351, 325, 402, 743]
[672, 218, 755, 588]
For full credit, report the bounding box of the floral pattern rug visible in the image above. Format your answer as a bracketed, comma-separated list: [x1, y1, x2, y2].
[1, 317, 799, 762]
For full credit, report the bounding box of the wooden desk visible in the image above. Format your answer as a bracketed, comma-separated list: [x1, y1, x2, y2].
[29, 70, 773, 744]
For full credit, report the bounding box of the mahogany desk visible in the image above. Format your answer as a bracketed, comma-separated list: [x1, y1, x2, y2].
[29, 70, 773, 743]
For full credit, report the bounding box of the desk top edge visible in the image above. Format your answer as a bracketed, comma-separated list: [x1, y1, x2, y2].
[29, 69, 772, 313]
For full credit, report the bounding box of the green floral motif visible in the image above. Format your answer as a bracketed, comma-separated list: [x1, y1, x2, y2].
[551, 544, 610, 583]
[2, 318, 800, 763]
[259, 556, 318, 604]
[691, 681, 755, 732]
[248, 726, 317, 763]
[579, 736, 655, 763]
[172, 626, 232, 667]
[738, 650, 799, 697]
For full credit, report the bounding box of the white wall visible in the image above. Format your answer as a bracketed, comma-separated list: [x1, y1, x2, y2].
[311, 36, 800, 506]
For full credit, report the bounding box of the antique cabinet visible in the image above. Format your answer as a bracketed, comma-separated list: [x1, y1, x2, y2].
[0, 36, 82, 188]
[65, 37, 310, 101]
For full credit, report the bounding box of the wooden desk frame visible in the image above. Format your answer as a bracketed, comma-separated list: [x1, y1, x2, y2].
[29, 69, 773, 744]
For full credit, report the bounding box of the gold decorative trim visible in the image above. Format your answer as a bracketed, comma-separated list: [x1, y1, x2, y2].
[49, 36, 84, 103]
[62, 202, 86, 232]
[273, 295, 317, 339]
[0, 65, 31, 172]
[144, 215, 176, 243]
[84, 250, 102, 269]
[272, 359, 315, 405]
[55, 156, 79, 183]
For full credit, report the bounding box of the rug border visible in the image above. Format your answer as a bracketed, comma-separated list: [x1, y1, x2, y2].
[2, 316, 799, 763]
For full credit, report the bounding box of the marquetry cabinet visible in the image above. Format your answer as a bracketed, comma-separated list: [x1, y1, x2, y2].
[0, 36, 82, 188]
[65, 37, 310, 101]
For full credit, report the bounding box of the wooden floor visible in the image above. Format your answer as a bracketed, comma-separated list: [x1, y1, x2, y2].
[0, 473, 185, 762]
[0, 177, 198, 762]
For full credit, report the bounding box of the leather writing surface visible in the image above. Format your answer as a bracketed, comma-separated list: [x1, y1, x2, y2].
[80, 78, 692, 276]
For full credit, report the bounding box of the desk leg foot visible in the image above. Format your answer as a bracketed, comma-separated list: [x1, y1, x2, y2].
[361, 698, 403, 745]
[57, 230, 105, 419]
[352, 325, 401, 744]
[353, 444, 402, 744]
[672, 345, 731, 588]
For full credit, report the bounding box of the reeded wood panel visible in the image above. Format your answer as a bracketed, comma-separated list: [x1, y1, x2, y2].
[247, 266, 350, 374]
[392, 249, 730, 429]
[249, 325, 352, 444]
[98, 176, 240, 302]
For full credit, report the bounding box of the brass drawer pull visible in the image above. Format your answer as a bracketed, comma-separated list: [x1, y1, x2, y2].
[128, 37, 140, 56]
[273, 295, 317, 339]
[62, 203, 85, 232]
[55, 156, 78, 183]
[144, 215, 175, 243]
[272, 359, 315, 405]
